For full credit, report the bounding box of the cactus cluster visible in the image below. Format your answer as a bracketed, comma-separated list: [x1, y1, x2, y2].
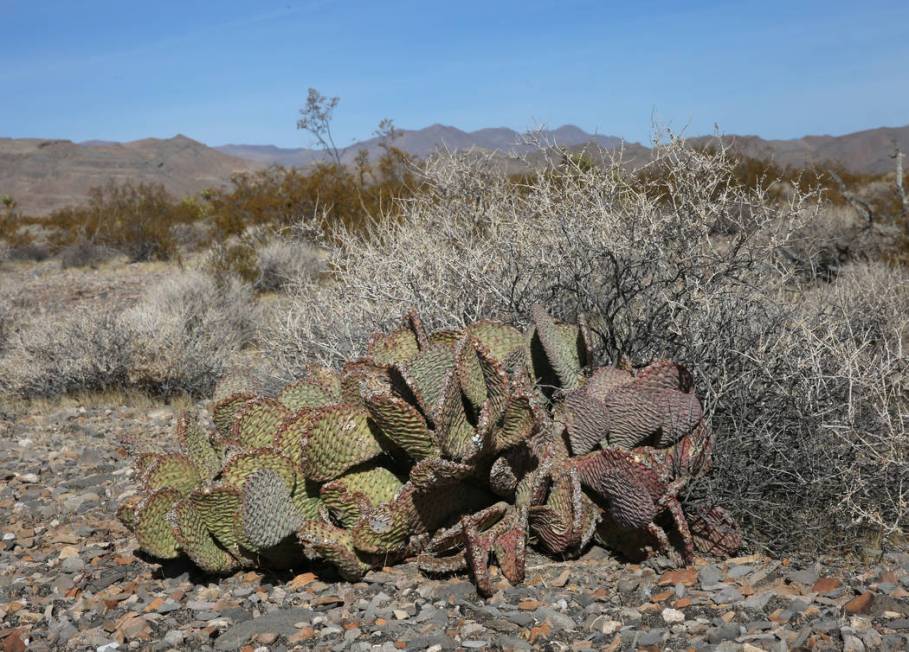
[117, 306, 741, 595]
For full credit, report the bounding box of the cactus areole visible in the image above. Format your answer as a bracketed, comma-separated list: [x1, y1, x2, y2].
[118, 306, 741, 596]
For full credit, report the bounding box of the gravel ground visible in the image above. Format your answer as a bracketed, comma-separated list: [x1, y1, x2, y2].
[1, 403, 908, 652]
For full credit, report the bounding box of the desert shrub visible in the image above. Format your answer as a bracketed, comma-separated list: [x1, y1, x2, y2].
[264, 137, 907, 552]
[252, 238, 322, 292]
[699, 262, 908, 551]
[120, 271, 259, 396]
[59, 239, 119, 269]
[6, 243, 51, 262]
[0, 309, 133, 397]
[46, 181, 203, 262]
[0, 271, 258, 399]
[0, 295, 12, 355]
[205, 231, 323, 293]
[205, 149, 417, 240]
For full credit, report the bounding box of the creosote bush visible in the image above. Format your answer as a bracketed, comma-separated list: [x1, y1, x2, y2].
[265, 137, 907, 553]
[46, 180, 205, 263]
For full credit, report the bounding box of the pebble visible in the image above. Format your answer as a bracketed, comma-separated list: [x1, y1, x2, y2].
[1, 401, 908, 652]
[661, 607, 685, 624]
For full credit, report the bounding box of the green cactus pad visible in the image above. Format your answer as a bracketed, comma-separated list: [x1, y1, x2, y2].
[366, 327, 420, 367]
[321, 465, 403, 528]
[303, 363, 343, 399]
[340, 359, 394, 404]
[364, 391, 439, 460]
[455, 338, 488, 410]
[176, 414, 221, 480]
[297, 519, 371, 580]
[277, 379, 336, 411]
[465, 321, 525, 363]
[429, 329, 463, 348]
[134, 488, 182, 559]
[402, 308, 430, 350]
[212, 392, 255, 439]
[351, 483, 492, 554]
[301, 404, 382, 482]
[475, 342, 511, 437]
[531, 305, 584, 390]
[408, 457, 474, 490]
[116, 495, 141, 532]
[291, 488, 325, 521]
[240, 469, 306, 550]
[142, 453, 202, 495]
[134, 452, 164, 476]
[491, 392, 538, 453]
[435, 363, 479, 460]
[229, 398, 291, 449]
[274, 411, 311, 470]
[220, 449, 297, 494]
[172, 498, 241, 573]
[189, 485, 247, 553]
[396, 345, 455, 422]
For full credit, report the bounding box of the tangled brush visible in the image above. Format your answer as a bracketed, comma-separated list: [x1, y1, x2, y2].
[117, 306, 741, 596]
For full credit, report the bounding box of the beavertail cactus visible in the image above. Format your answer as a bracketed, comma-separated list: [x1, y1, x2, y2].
[117, 305, 740, 595]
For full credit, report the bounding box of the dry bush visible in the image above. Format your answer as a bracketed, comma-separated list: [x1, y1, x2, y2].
[0, 271, 258, 399]
[205, 231, 323, 293]
[120, 271, 259, 396]
[0, 309, 133, 397]
[46, 181, 204, 263]
[59, 239, 119, 269]
[264, 137, 907, 552]
[205, 149, 417, 240]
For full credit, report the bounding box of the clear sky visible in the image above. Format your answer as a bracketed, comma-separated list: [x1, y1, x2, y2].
[2, 0, 908, 147]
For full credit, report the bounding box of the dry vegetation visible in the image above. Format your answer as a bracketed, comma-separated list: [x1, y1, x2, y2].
[1, 134, 907, 556]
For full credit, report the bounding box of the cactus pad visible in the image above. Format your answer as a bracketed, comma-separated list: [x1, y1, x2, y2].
[117, 306, 735, 597]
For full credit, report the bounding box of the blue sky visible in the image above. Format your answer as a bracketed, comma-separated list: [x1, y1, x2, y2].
[2, 0, 907, 147]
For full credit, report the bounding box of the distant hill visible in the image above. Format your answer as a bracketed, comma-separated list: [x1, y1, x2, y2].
[221, 123, 909, 176]
[219, 124, 626, 167]
[689, 125, 909, 175]
[4, 123, 907, 215]
[0, 135, 256, 215]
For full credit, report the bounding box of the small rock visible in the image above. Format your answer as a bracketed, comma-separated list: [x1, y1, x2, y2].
[699, 564, 723, 587]
[61, 556, 86, 573]
[845, 592, 874, 615]
[707, 623, 741, 644]
[712, 587, 744, 604]
[661, 608, 685, 624]
[534, 606, 575, 632]
[163, 630, 184, 647]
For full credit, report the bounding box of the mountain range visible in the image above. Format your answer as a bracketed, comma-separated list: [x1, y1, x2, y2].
[218, 124, 625, 167]
[2, 123, 907, 215]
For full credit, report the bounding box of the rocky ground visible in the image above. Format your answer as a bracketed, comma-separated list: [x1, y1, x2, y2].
[1, 403, 908, 652]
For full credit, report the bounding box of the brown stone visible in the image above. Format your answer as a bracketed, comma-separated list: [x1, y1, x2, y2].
[673, 597, 692, 609]
[658, 568, 698, 586]
[518, 599, 540, 610]
[529, 621, 551, 643]
[812, 577, 842, 594]
[2, 630, 27, 652]
[845, 591, 874, 615]
[652, 590, 674, 602]
[288, 571, 317, 590]
[255, 633, 277, 645]
[287, 627, 315, 644]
